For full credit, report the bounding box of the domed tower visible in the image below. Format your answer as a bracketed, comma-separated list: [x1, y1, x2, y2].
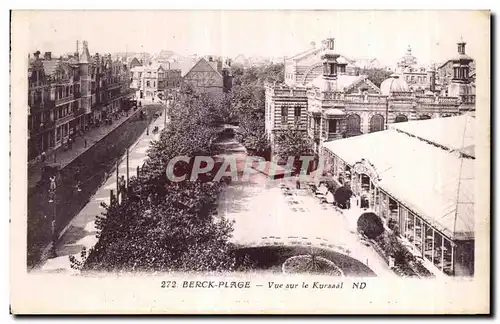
[320, 38, 340, 92]
[380, 74, 410, 96]
[337, 56, 348, 75]
[447, 38, 474, 102]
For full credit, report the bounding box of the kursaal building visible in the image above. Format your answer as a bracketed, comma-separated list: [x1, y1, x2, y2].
[265, 37, 475, 155]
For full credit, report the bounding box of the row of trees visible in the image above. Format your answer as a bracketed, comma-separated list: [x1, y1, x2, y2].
[80, 84, 244, 272]
[227, 63, 285, 158]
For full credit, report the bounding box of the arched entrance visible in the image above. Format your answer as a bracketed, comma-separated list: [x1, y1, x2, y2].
[369, 114, 385, 133]
[346, 114, 361, 137]
[394, 114, 408, 123]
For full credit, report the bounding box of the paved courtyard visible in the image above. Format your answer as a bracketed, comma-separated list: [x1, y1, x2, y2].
[217, 141, 395, 278]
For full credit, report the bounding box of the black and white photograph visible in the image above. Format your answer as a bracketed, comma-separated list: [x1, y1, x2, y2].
[9, 9, 490, 314]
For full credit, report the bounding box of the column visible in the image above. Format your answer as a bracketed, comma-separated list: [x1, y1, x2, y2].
[431, 228, 435, 264]
[451, 244, 455, 275]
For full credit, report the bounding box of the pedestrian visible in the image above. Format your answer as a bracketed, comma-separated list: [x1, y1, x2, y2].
[84, 138, 87, 148]
[119, 175, 126, 198]
[295, 174, 301, 189]
[41, 151, 46, 164]
[48, 175, 56, 203]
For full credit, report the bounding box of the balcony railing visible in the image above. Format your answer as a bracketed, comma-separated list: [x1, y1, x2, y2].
[55, 113, 74, 126]
[327, 132, 342, 141]
[74, 108, 87, 117]
[461, 95, 475, 104]
[30, 99, 56, 110]
[308, 127, 320, 139]
[29, 120, 56, 137]
[55, 95, 77, 106]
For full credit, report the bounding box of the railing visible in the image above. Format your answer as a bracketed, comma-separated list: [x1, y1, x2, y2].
[74, 108, 87, 117]
[461, 95, 475, 104]
[30, 99, 55, 110]
[55, 113, 74, 126]
[29, 120, 56, 136]
[327, 133, 343, 141]
[55, 95, 76, 106]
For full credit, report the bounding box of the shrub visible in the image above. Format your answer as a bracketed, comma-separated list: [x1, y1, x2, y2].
[357, 212, 384, 239]
[334, 186, 353, 208]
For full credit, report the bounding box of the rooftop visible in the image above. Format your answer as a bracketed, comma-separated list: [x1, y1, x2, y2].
[324, 114, 475, 240]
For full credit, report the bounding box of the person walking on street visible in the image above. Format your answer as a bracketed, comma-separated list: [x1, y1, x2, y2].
[41, 151, 46, 164]
[119, 175, 126, 200]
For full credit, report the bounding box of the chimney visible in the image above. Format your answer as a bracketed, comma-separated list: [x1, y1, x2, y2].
[208, 56, 213, 62]
[427, 65, 436, 92]
[217, 59, 222, 73]
[33, 51, 41, 60]
[44, 52, 52, 60]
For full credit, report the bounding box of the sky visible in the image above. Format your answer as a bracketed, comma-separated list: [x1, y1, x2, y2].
[17, 10, 489, 66]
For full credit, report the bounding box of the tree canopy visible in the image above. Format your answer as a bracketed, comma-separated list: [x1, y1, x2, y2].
[82, 85, 241, 273]
[359, 68, 393, 88]
[274, 127, 313, 161]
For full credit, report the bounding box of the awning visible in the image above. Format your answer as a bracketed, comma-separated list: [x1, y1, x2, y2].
[325, 108, 345, 116]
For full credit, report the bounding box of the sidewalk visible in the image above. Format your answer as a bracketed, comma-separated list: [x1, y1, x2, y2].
[39, 113, 168, 273]
[28, 107, 144, 191]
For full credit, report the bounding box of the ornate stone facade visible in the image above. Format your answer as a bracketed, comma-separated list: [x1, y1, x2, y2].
[28, 41, 133, 161]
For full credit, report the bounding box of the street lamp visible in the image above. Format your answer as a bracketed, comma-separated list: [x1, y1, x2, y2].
[48, 175, 57, 257]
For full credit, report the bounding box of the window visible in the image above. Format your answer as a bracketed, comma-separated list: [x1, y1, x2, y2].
[146, 81, 150, 87]
[294, 106, 301, 117]
[328, 119, 337, 133]
[281, 106, 288, 124]
[153, 81, 156, 88]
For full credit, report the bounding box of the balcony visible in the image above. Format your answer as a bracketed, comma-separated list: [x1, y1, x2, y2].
[74, 108, 87, 117]
[461, 95, 475, 104]
[327, 132, 343, 141]
[29, 120, 56, 137]
[55, 113, 74, 126]
[55, 95, 77, 106]
[30, 99, 56, 111]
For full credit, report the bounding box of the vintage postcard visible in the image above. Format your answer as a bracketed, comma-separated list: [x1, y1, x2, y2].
[10, 10, 490, 314]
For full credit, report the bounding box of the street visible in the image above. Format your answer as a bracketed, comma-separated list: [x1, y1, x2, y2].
[39, 105, 167, 273]
[216, 138, 396, 277]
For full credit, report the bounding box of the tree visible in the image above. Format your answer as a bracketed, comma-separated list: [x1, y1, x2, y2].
[274, 127, 313, 171]
[82, 83, 243, 273]
[359, 68, 392, 88]
[333, 186, 353, 208]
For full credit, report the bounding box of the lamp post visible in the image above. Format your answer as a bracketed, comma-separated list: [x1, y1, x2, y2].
[48, 174, 57, 257]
